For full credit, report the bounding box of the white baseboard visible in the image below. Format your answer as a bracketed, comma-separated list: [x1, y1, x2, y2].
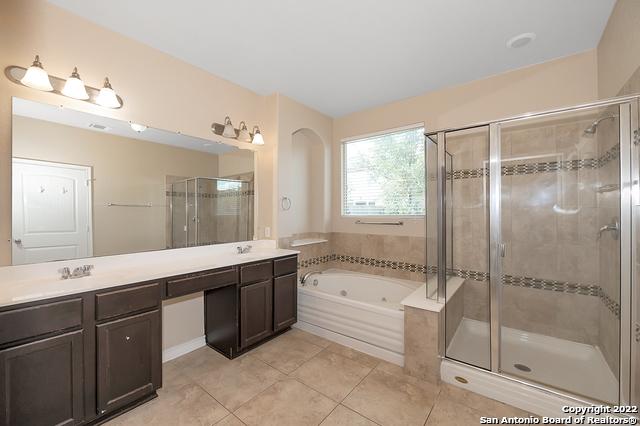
[162, 336, 206, 363]
[294, 321, 404, 366]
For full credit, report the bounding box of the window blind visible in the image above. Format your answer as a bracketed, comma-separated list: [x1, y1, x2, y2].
[342, 126, 425, 216]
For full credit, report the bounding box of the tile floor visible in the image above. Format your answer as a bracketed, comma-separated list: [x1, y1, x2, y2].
[106, 328, 532, 426]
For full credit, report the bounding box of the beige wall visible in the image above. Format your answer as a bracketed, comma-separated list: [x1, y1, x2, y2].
[597, 0, 640, 98]
[277, 95, 333, 238]
[332, 50, 599, 237]
[218, 150, 255, 178]
[13, 115, 224, 256]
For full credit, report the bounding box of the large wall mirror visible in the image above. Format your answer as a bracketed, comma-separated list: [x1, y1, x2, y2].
[11, 97, 256, 265]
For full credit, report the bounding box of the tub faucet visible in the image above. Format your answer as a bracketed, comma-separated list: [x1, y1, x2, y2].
[300, 271, 322, 286]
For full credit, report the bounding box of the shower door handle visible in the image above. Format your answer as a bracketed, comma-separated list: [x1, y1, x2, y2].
[498, 243, 506, 258]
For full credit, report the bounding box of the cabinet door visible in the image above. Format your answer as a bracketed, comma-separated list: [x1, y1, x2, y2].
[240, 280, 273, 348]
[273, 273, 297, 332]
[0, 330, 84, 426]
[96, 310, 161, 415]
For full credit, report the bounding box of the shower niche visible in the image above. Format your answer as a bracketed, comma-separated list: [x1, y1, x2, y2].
[170, 177, 254, 248]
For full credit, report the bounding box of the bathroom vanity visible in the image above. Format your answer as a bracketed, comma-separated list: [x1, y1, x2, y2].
[0, 243, 298, 425]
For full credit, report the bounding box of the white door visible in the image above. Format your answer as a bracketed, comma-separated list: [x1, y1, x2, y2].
[12, 158, 92, 265]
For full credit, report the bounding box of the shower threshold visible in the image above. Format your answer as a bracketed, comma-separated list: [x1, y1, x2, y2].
[446, 318, 618, 404]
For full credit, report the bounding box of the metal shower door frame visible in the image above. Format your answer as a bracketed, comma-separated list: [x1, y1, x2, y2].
[428, 93, 640, 406]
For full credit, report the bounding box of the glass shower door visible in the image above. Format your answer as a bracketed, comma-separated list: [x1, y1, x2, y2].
[494, 104, 627, 404]
[440, 126, 492, 370]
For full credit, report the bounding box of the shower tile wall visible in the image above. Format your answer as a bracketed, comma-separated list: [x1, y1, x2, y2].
[595, 107, 621, 379]
[449, 119, 606, 346]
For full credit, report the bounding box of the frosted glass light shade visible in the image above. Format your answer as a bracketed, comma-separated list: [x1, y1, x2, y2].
[96, 78, 121, 108]
[252, 126, 265, 145]
[237, 121, 251, 142]
[20, 56, 53, 91]
[222, 116, 236, 138]
[62, 67, 89, 100]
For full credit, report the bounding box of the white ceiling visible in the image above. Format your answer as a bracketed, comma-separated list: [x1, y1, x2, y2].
[13, 98, 237, 155]
[49, 0, 615, 117]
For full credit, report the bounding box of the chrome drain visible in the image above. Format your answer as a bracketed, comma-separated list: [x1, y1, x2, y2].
[514, 363, 531, 372]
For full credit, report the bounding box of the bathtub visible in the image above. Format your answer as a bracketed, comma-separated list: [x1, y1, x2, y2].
[296, 269, 421, 364]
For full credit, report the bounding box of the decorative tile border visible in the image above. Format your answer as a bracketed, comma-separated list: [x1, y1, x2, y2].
[297, 254, 620, 318]
[449, 144, 619, 180]
[166, 190, 255, 198]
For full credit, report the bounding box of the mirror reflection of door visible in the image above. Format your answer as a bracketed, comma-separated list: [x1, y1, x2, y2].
[12, 158, 92, 265]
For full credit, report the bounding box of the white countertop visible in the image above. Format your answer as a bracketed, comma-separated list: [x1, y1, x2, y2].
[0, 240, 298, 308]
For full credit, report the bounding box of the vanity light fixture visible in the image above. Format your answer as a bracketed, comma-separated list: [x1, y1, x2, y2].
[237, 121, 252, 142]
[61, 67, 89, 100]
[96, 77, 121, 108]
[211, 117, 265, 145]
[251, 126, 265, 145]
[5, 56, 124, 109]
[20, 55, 53, 91]
[222, 116, 237, 138]
[130, 122, 148, 132]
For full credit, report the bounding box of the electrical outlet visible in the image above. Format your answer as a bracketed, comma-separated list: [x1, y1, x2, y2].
[264, 227, 271, 238]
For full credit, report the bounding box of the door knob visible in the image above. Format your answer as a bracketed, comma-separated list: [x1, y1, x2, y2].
[13, 239, 22, 245]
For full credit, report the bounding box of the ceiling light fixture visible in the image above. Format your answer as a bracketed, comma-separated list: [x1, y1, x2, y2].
[20, 55, 53, 91]
[62, 67, 89, 100]
[506, 32, 536, 49]
[237, 121, 252, 142]
[222, 116, 237, 138]
[130, 122, 148, 132]
[96, 77, 121, 108]
[251, 126, 265, 145]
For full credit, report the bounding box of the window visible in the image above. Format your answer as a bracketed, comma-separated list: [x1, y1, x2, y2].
[342, 125, 425, 216]
[216, 180, 243, 216]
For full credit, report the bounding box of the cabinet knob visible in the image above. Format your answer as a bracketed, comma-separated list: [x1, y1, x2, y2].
[125, 336, 131, 341]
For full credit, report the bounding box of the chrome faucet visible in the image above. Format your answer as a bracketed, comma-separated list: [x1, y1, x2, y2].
[59, 265, 94, 280]
[300, 271, 322, 286]
[236, 245, 252, 254]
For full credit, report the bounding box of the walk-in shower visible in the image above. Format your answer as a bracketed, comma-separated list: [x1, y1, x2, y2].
[425, 95, 640, 410]
[170, 177, 254, 247]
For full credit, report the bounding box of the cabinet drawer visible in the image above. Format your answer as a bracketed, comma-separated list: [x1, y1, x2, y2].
[167, 268, 237, 298]
[240, 261, 272, 285]
[96, 283, 160, 321]
[0, 298, 82, 346]
[274, 256, 298, 277]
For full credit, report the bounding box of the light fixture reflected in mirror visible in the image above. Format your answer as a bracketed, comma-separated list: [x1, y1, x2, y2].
[237, 121, 251, 142]
[130, 122, 147, 132]
[96, 77, 121, 108]
[62, 67, 89, 100]
[222, 116, 236, 138]
[252, 126, 265, 145]
[20, 55, 53, 91]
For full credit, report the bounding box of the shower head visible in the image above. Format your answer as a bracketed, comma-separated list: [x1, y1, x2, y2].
[583, 115, 615, 135]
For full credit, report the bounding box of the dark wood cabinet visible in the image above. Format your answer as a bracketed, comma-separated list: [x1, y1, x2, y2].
[0, 254, 297, 424]
[239, 280, 273, 349]
[96, 310, 161, 415]
[273, 273, 297, 332]
[0, 330, 84, 426]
